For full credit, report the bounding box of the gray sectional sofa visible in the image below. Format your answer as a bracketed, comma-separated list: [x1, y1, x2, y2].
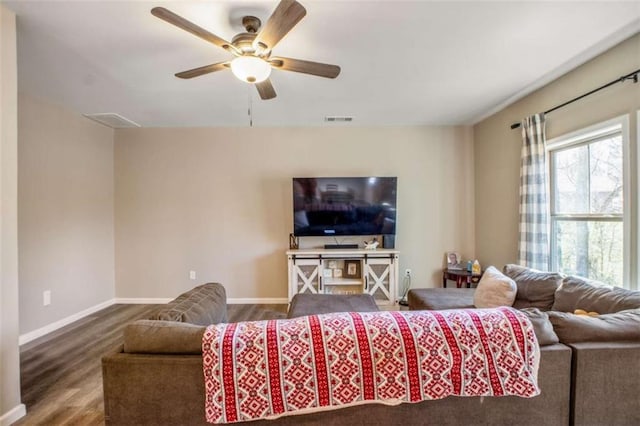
[102, 267, 639, 425]
[409, 264, 640, 426]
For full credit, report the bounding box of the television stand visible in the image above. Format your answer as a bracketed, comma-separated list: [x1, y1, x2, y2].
[286, 248, 400, 306]
[324, 244, 359, 249]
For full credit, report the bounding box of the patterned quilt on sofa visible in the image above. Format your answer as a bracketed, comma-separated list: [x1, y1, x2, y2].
[202, 308, 540, 424]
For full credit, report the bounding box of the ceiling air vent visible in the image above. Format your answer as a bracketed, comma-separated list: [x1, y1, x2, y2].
[324, 116, 353, 123]
[82, 113, 141, 129]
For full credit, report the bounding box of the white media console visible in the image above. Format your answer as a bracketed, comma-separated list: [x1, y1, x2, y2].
[286, 248, 400, 306]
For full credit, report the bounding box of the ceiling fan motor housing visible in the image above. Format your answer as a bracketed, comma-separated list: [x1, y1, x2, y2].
[232, 17, 270, 57]
[232, 32, 258, 54]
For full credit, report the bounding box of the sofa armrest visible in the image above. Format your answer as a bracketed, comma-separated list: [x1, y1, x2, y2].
[123, 320, 205, 354]
[569, 341, 640, 426]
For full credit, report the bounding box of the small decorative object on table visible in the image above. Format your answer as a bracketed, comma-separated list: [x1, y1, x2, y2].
[344, 260, 361, 278]
[364, 238, 379, 250]
[472, 259, 482, 275]
[446, 251, 464, 270]
[333, 268, 343, 278]
[289, 233, 299, 249]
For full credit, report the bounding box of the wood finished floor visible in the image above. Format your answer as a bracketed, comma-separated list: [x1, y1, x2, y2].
[16, 303, 288, 426]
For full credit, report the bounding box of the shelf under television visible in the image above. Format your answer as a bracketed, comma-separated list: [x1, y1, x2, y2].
[323, 279, 363, 286]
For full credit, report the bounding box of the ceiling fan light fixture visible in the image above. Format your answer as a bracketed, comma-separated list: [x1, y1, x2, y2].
[230, 56, 271, 83]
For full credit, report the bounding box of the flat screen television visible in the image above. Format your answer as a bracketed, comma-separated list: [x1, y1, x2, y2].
[293, 177, 397, 237]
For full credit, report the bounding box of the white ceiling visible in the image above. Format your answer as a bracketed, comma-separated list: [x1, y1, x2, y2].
[3, 0, 640, 127]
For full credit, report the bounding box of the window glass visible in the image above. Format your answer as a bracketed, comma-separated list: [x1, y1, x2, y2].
[552, 220, 623, 285]
[549, 126, 624, 287]
[552, 135, 622, 215]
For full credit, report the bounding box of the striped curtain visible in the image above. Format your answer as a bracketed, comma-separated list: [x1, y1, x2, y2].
[517, 113, 549, 270]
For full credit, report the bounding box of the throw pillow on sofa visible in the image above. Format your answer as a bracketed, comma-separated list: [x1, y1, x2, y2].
[520, 308, 560, 346]
[552, 276, 640, 314]
[503, 264, 563, 311]
[547, 309, 640, 343]
[474, 266, 517, 308]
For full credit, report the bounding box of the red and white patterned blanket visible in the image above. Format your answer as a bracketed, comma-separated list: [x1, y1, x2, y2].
[202, 308, 540, 423]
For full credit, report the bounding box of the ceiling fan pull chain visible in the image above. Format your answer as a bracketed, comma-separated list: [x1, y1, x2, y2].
[248, 86, 253, 127]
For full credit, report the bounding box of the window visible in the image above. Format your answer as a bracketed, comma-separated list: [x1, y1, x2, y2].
[548, 117, 629, 288]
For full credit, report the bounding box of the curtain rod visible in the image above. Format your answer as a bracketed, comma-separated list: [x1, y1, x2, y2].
[510, 68, 640, 130]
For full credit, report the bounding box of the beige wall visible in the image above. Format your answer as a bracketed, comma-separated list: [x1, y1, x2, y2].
[0, 5, 24, 422]
[18, 93, 115, 334]
[115, 126, 475, 300]
[474, 34, 640, 274]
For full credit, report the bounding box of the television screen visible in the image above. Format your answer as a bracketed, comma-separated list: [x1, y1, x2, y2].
[293, 177, 397, 237]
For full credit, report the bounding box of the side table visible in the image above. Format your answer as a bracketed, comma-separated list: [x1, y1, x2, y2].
[442, 268, 483, 288]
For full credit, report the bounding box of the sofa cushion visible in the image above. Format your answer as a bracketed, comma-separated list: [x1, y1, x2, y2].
[520, 308, 560, 346]
[408, 288, 475, 311]
[123, 320, 205, 354]
[547, 309, 640, 343]
[287, 293, 379, 318]
[151, 282, 228, 325]
[473, 266, 517, 308]
[503, 264, 562, 311]
[551, 276, 640, 314]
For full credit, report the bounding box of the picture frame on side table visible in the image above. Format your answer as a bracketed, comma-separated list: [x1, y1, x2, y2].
[446, 252, 463, 270]
[344, 260, 361, 278]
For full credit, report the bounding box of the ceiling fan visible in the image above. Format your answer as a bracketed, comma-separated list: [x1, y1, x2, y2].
[151, 0, 341, 100]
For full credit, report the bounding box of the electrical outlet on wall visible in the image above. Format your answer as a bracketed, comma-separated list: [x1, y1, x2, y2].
[189, 270, 196, 280]
[43, 290, 51, 306]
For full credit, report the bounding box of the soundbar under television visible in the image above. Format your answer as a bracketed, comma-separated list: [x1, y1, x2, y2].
[292, 177, 397, 237]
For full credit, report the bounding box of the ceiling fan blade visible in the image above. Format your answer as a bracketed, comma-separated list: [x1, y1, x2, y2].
[253, 0, 306, 50]
[151, 7, 234, 53]
[256, 79, 277, 100]
[270, 57, 340, 79]
[175, 62, 230, 79]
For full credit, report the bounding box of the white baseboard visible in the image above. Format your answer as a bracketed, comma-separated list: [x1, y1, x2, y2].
[19, 299, 116, 346]
[0, 403, 26, 425]
[227, 297, 289, 304]
[114, 298, 172, 304]
[18, 297, 288, 345]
